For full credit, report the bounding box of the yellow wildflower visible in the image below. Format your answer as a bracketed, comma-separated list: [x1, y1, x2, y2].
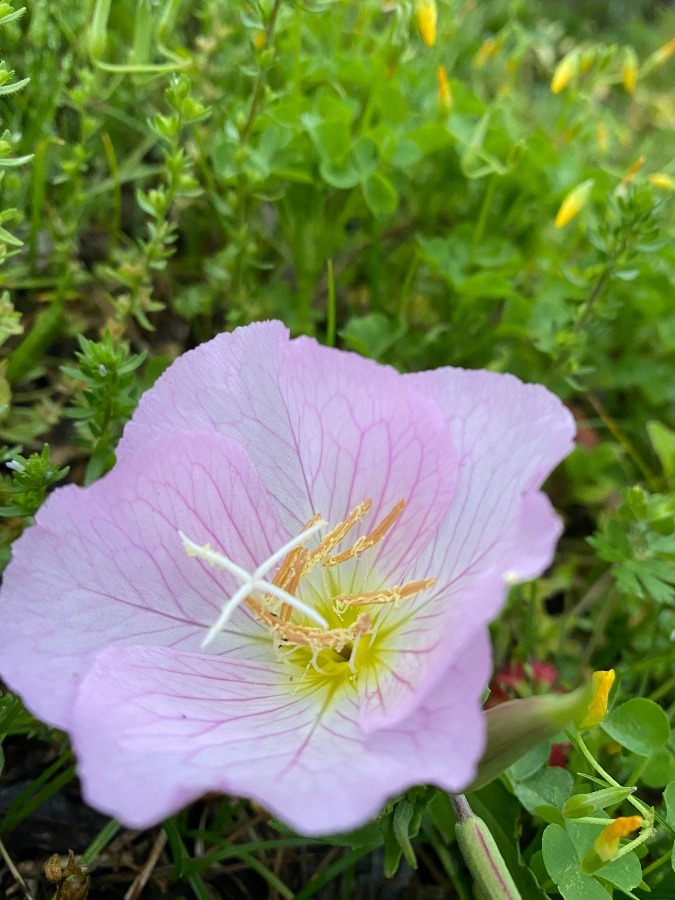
[416, 0, 437, 48]
[551, 52, 577, 93]
[554, 179, 594, 229]
[252, 29, 266, 51]
[594, 816, 642, 862]
[578, 668, 614, 728]
[651, 36, 675, 66]
[437, 64, 451, 109]
[648, 172, 675, 191]
[619, 156, 644, 188]
[475, 38, 498, 67]
[622, 48, 638, 94]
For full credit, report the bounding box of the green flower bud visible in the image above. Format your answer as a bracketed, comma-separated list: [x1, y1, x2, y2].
[452, 795, 522, 900]
[563, 786, 635, 819]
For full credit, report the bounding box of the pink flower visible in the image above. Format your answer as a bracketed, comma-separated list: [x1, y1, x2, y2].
[0, 322, 574, 835]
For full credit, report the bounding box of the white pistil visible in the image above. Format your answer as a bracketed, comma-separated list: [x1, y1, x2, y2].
[179, 519, 330, 648]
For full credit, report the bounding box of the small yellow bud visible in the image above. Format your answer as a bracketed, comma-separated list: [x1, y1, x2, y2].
[648, 172, 675, 191]
[577, 668, 614, 728]
[475, 38, 498, 67]
[252, 29, 266, 51]
[416, 0, 437, 48]
[554, 179, 594, 229]
[622, 49, 639, 94]
[437, 64, 451, 109]
[594, 816, 642, 862]
[551, 52, 577, 93]
[651, 36, 675, 66]
[619, 156, 644, 188]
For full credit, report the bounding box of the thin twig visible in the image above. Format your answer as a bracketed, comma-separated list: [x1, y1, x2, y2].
[123, 829, 168, 900]
[0, 836, 33, 899]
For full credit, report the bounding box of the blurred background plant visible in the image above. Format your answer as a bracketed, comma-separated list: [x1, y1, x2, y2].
[0, 0, 672, 896]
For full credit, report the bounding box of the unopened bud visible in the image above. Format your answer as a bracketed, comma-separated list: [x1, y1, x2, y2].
[648, 172, 675, 191]
[416, 0, 437, 48]
[622, 48, 639, 94]
[551, 51, 578, 93]
[471, 681, 594, 792]
[576, 669, 614, 728]
[563, 786, 635, 819]
[554, 179, 594, 229]
[452, 795, 521, 899]
[437, 65, 451, 109]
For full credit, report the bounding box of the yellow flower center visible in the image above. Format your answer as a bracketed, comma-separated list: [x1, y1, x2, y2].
[181, 499, 437, 690]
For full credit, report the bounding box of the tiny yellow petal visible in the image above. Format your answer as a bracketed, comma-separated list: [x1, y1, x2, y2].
[652, 36, 675, 66]
[437, 64, 451, 108]
[554, 179, 594, 229]
[619, 156, 644, 187]
[551, 54, 577, 93]
[648, 172, 675, 191]
[252, 29, 266, 51]
[416, 0, 437, 48]
[622, 52, 638, 93]
[578, 669, 615, 728]
[475, 38, 498, 67]
[594, 816, 642, 862]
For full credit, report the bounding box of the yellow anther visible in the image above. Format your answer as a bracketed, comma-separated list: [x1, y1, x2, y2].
[594, 816, 642, 862]
[323, 499, 405, 568]
[273, 612, 372, 655]
[578, 669, 615, 729]
[304, 500, 372, 574]
[335, 577, 437, 609]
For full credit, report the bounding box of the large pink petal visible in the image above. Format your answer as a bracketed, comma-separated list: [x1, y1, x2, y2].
[118, 323, 457, 578]
[359, 369, 574, 730]
[0, 432, 287, 731]
[71, 633, 490, 835]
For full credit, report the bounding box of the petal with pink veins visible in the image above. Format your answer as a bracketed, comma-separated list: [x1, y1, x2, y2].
[0, 431, 288, 731]
[72, 631, 489, 835]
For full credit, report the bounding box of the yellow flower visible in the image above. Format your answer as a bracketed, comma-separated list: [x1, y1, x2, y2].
[416, 0, 437, 48]
[474, 38, 498, 67]
[648, 172, 675, 191]
[551, 52, 577, 93]
[594, 816, 642, 862]
[554, 179, 594, 230]
[252, 29, 266, 51]
[437, 64, 451, 109]
[578, 668, 614, 728]
[619, 156, 644, 188]
[622, 48, 638, 94]
[651, 36, 675, 66]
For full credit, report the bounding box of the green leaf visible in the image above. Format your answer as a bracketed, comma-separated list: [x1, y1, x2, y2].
[642, 746, 675, 787]
[665, 781, 675, 831]
[566, 819, 643, 893]
[340, 314, 406, 361]
[361, 172, 398, 217]
[647, 420, 675, 481]
[602, 698, 670, 756]
[542, 824, 611, 900]
[513, 767, 574, 819]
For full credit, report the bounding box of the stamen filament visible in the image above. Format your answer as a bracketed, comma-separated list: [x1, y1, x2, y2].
[180, 524, 330, 648]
